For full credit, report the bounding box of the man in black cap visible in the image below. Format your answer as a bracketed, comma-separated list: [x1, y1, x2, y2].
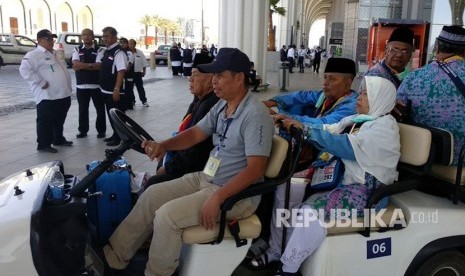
[19, 29, 73, 153]
[365, 26, 414, 88]
[398, 25, 465, 165]
[142, 54, 219, 190]
[263, 57, 358, 127]
[102, 48, 274, 276]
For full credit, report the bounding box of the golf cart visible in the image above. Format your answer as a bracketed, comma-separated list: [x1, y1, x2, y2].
[1, 109, 465, 276]
[0, 108, 303, 276]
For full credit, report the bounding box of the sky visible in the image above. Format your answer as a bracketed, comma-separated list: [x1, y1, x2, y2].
[308, 19, 325, 48]
[91, 0, 219, 44]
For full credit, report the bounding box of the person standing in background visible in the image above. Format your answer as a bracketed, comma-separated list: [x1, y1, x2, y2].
[287, 45, 296, 73]
[170, 42, 182, 76]
[119, 37, 135, 110]
[280, 45, 287, 62]
[72, 28, 106, 139]
[298, 45, 306, 73]
[97, 26, 128, 147]
[19, 29, 73, 153]
[129, 39, 149, 107]
[313, 46, 322, 73]
[182, 44, 195, 77]
[209, 43, 218, 59]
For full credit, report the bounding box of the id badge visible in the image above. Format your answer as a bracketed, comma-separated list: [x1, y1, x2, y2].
[203, 156, 221, 177]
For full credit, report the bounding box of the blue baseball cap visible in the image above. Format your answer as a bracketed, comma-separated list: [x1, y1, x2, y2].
[198, 48, 250, 75]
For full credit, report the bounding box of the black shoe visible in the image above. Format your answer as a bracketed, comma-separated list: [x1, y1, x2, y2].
[104, 137, 114, 142]
[106, 140, 120, 146]
[54, 140, 73, 146]
[76, 133, 87, 138]
[37, 146, 58, 153]
[97, 133, 106, 138]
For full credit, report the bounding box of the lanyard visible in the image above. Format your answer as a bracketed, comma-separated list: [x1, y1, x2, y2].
[437, 61, 465, 99]
[215, 105, 234, 156]
[314, 94, 348, 117]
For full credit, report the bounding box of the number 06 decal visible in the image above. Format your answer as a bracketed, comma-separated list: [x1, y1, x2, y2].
[367, 237, 391, 259]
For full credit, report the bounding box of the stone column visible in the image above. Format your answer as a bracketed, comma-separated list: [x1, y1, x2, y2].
[219, 0, 269, 84]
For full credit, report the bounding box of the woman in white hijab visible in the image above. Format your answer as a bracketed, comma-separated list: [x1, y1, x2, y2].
[252, 76, 401, 275]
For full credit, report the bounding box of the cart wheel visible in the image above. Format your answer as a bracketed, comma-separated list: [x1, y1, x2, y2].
[415, 250, 465, 276]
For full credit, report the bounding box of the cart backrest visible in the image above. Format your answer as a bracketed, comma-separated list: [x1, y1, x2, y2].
[265, 135, 289, 178]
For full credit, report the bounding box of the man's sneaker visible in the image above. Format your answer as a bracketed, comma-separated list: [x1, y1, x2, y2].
[37, 146, 58, 153]
[97, 133, 106, 138]
[104, 137, 114, 142]
[143, 102, 149, 107]
[76, 133, 87, 138]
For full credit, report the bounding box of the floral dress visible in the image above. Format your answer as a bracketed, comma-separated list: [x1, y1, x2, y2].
[304, 173, 388, 219]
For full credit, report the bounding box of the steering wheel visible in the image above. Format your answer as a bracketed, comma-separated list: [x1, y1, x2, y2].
[109, 108, 154, 154]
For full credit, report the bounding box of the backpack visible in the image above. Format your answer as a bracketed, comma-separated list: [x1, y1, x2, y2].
[183, 49, 193, 63]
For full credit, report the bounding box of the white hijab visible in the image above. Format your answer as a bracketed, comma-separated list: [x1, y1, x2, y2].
[325, 76, 400, 185]
[351, 76, 397, 123]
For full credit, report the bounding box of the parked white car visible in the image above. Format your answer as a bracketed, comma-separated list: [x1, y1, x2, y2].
[54, 32, 104, 67]
[0, 33, 37, 67]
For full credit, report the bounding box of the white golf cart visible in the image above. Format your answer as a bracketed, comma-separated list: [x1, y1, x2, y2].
[1, 109, 464, 276]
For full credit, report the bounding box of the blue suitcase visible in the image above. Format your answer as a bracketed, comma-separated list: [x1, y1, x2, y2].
[86, 158, 133, 245]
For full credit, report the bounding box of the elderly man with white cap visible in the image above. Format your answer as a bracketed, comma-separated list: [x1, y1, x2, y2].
[397, 25, 465, 165]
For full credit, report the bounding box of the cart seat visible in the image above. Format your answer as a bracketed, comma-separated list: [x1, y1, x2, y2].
[182, 135, 290, 244]
[426, 127, 465, 203]
[431, 165, 465, 185]
[427, 127, 465, 185]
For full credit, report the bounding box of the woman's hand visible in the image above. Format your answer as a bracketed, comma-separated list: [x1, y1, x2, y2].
[282, 118, 303, 132]
[262, 100, 278, 108]
[156, 166, 166, 175]
[271, 113, 289, 124]
[141, 140, 165, 162]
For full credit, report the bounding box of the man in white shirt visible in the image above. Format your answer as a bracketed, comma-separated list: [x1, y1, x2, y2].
[19, 29, 73, 153]
[128, 39, 149, 107]
[287, 44, 296, 73]
[96, 26, 128, 147]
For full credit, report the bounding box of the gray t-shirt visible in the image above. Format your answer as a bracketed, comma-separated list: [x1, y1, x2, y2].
[197, 92, 274, 185]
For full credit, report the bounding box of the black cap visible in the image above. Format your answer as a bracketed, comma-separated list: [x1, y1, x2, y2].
[438, 25, 465, 45]
[388, 27, 414, 46]
[192, 54, 214, 68]
[324, 58, 356, 76]
[198, 48, 250, 75]
[37, 29, 57, 40]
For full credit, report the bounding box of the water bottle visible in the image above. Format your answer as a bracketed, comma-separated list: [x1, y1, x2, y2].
[49, 166, 65, 201]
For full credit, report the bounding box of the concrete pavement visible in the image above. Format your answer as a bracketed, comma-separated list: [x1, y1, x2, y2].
[0, 61, 359, 180]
